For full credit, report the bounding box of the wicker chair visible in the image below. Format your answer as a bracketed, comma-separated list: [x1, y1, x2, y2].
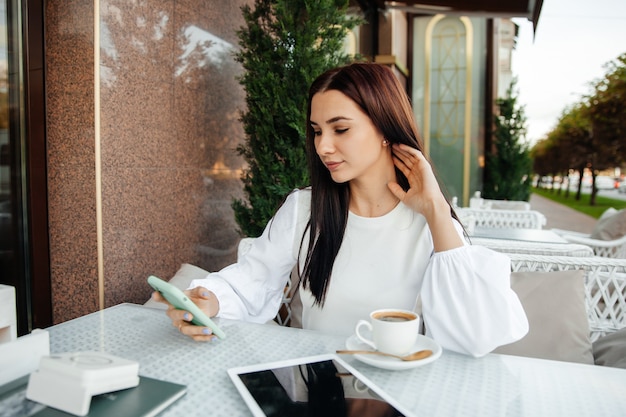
[456, 207, 547, 229]
[471, 237, 594, 257]
[551, 228, 626, 258]
[466, 192, 531, 210]
[508, 254, 626, 341]
[484, 200, 531, 210]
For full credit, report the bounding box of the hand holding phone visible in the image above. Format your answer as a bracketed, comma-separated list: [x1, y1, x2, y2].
[147, 275, 226, 339]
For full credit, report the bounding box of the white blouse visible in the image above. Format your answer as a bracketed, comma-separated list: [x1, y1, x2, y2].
[188, 188, 528, 357]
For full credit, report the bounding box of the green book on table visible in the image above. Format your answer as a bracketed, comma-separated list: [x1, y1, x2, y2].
[0, 375, 187, 417]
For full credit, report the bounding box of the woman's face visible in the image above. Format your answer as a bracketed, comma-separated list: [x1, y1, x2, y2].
[310, 90, 390, 185]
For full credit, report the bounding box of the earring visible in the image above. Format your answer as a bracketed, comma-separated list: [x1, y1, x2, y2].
[382, 139, 389, 145]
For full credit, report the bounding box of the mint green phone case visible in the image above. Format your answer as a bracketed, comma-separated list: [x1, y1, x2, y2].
[147, 275, 226, 339]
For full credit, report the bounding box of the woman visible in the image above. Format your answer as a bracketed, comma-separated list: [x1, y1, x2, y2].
[155, 62, 528, 357]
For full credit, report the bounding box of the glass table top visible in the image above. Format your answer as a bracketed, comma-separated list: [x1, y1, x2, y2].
[29, 304, 626, 417]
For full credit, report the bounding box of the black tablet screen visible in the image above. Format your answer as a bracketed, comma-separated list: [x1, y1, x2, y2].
[236, 358, 405, 417]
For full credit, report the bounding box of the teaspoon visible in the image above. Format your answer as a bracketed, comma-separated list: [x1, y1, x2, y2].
[336, 349, 433, 361]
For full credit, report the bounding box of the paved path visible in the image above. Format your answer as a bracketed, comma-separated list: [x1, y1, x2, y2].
[529, 194, 596, 234]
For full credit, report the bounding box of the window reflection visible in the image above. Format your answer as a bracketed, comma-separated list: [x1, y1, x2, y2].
[0, 0, 11, 270]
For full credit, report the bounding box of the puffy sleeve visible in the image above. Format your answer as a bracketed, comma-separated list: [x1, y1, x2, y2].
[420, 228, 529, 357]
[187, 190, 304, 323]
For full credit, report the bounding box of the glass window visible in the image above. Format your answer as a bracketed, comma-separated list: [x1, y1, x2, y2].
[0, 1, 14, 284]
[0, 0, 39, 335]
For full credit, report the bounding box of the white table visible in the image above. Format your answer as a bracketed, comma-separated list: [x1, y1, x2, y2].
[471, 227, 569, 244]
[24, 304, 626, 416]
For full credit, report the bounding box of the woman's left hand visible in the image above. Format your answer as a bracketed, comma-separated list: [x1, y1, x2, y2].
[388, 143, 448, 217]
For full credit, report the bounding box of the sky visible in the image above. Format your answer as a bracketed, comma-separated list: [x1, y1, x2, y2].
[511, 0, 626, 146]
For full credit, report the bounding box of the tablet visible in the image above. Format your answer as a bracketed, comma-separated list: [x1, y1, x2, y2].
[227, 354, 410, 417]
[147, 275, 226, 339]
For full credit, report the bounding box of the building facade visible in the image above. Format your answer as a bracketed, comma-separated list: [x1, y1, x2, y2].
[1, 0, 541, 335]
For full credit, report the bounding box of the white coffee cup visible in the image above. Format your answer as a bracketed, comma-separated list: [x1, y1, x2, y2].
[355, 309, 419, 356]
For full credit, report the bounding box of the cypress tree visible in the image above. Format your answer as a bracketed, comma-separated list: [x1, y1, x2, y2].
[483, 80, 532, 201]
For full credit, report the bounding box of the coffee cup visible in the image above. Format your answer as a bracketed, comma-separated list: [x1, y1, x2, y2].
[355, 309, 419, 356]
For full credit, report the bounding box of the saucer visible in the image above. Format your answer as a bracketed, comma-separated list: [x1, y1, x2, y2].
[343, 334, 442, 371]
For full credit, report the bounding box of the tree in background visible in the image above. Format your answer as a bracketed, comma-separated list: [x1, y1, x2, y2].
[551, 104, 592, 200]
[531, 53, 626, 206]
[584, 52, 626, 205]
[483, 80, 532, 201]
[232, 0, 361, 237]
[586, 53, 626, 164]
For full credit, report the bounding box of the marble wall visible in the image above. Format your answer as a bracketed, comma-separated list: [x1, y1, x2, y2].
[46, 0, 250, 323]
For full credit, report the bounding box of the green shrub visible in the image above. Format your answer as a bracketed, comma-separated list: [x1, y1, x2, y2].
[232, 0, 361, 237]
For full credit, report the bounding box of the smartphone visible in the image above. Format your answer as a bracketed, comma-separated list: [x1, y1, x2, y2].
[147, 275, 226, 339]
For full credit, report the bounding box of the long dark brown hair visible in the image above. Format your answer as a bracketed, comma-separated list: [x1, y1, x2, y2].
[300, 62, 460, 305]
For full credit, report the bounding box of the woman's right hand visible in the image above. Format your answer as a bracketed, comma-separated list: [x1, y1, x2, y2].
[152, 286, 220, 342]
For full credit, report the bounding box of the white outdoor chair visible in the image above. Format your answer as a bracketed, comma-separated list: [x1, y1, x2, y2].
[508, 253, 626, 342]
[551, 229, 626, 258]
[0, 284, 17, 343]
[472, 237, 594, 257]
[456, 207, 547, 229]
